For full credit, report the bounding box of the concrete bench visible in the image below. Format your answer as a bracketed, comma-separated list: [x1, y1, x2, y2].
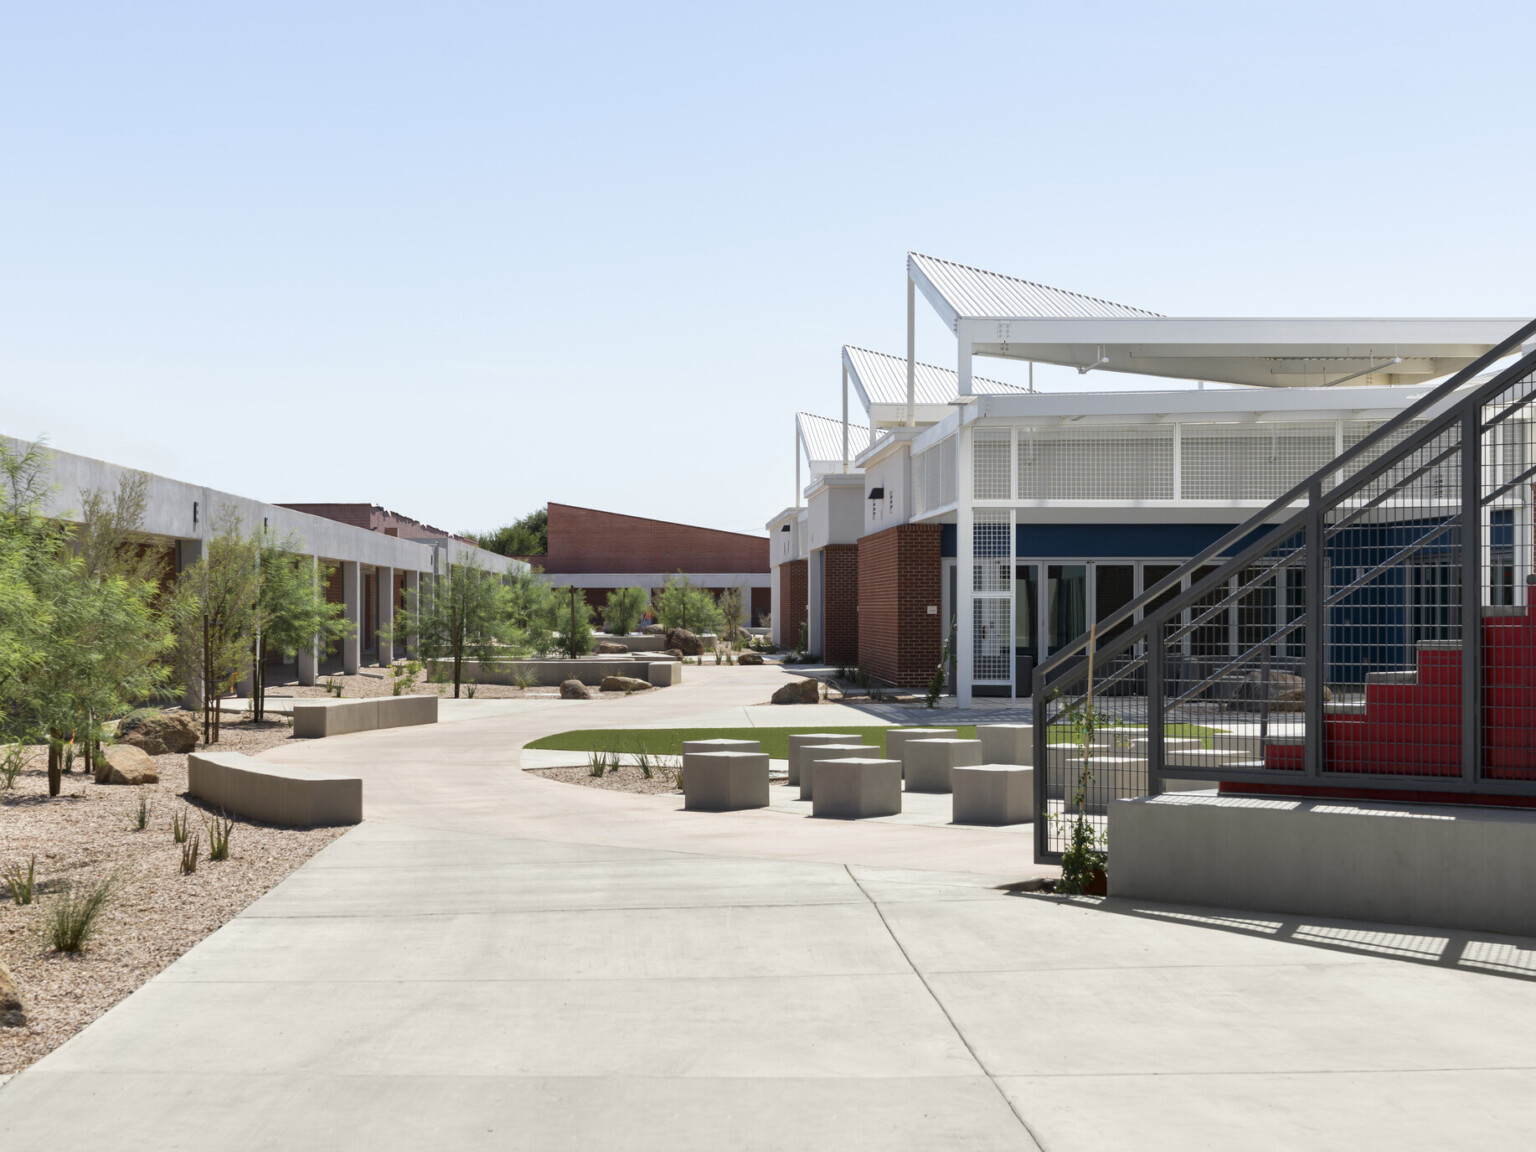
[647, 662, 682, 687]
[682, 738, 761, 757]
[813, 758, 902, 819]
[683, 751, 770, 811]
[800, 744, 872, 800]
[787, 733, 856, 787]
[952, 765, 1033, 825]
[976, 724, 1033, 766]
[292, 694, 437, 739]
[188, 751, 362, 827]
[884, 728, 959, 776]
[904, 738, 983, 793]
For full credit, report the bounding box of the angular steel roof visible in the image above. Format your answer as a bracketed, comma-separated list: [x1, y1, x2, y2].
[909, 252, 1161, 328]
[797, 411, 869, 464]
[843, 346, 1022, 406]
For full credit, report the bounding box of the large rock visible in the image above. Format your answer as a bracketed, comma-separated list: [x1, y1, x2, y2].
[96, 744, 159, 785]
[117, 710, 198, 755]
[641, 623, 667, 635]
[665, 628, 704, 657]
[771, 678, 821, 705]
[600, 676, 652, 693]
[738, 652, 764, 665]
[595, 641, 629, 655]
[0, 959, 26, 1027]
[560, 680, 591, 700]
[1234, 670, 1330, 712]
[664, 648, 685, 660]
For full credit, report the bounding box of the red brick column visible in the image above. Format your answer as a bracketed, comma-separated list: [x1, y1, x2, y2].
[780, 559, 808, 648]
[858, 524, 941, 687]
[822, 544, 859, 666]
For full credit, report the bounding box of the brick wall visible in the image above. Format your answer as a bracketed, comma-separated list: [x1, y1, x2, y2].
[780, 559, 808, 649]
[534, 503, 769, 574]
[858, 524, 941, 687]
[822, 544, 859, 666]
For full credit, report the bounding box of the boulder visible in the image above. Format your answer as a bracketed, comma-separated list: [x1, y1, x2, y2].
[96, 744, 159, 785]
[0, 959, 26, 1028]
[600, 676, 652, 693]
[117, 710, 198, 755]
[664, 648, 685, 660]
[738, 652, 764, 666]
[666, 628, 704, 657]
[560, 680, 591, 700]
[641, 623, 667, 635]
[595, 641, 629, 655]
[1234, 670, 1330, 712]
[771, 678, 821, 705]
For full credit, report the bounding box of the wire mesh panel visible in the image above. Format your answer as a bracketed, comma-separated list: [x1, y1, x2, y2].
[1183, 423, 1339, 500]
[972, 509, 1012, 683]
[973, 429, 1012, 500]
[912, 451, 927, 517]
[1017, 425, 1174, 500]
[940, 437, 957, 506]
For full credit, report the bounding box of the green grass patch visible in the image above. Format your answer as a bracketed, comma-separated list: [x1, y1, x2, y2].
[524, 725, 978, 762]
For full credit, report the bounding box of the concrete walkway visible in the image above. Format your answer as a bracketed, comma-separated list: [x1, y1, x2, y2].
[4, 664, 1536, 1149]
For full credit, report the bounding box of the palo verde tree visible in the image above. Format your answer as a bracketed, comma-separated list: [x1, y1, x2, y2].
[553, 585, 595, 658]
[715, 583, 747, 641]
[601, 586, 648, 637]
[387, 555, 534, 698]
[249, 540, 351, 722]
[652, 573, 725, 636]
[167, 507, 260, 744]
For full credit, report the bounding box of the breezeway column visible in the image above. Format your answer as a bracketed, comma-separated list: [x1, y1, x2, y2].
[377, 565, 394, 665]
[342, 560, 361, 674]
[956, 423, 974, 707]
[405, 570, 420, 656]
[297, 556, 319, 685]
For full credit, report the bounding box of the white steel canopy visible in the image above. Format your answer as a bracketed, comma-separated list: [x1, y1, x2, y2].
[843, 346, 1024, 428]
[908, 252, 1528, 390]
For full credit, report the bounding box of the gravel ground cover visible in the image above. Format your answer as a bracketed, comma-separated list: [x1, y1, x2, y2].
[527, 763, 684, 796]
[261, 665, 626, 702]
[0, 717, 349, 1074]
[524, 725, 978, 761]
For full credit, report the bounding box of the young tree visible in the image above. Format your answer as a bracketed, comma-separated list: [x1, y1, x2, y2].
[167, 508, 260, 743]
[249, 541, 351, 721]
[715, 584, 747, 641]
[553, 585, 594, 658]
[601, 586, 647, 636]
[652, 573, 725, 636]
[389, 556, 532, 698]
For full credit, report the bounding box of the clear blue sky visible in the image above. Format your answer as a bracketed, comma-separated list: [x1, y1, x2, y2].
[3, 2, 1532, 537]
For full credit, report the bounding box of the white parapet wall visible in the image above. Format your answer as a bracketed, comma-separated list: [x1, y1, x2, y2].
[1108, 792, 1536, 936]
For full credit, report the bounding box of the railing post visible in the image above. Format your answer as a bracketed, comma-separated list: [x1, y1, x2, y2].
[1304, 482, 1326, 781]
[1461, 406, 1484, 785]
[1032, 668, 1050, 863]
[1147, 622, 1165, 797]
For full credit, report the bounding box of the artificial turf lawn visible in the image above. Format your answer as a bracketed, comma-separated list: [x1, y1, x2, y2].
[525, 722, 1222, 760]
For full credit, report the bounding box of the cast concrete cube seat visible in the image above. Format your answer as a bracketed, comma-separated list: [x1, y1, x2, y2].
[1045, 740, 1124, 769]
[1058, 756, 1148, 814]
[884, 728, 959, 776]
[812, 758, 902, 819]
[800, 744, 871, 800]
[646, 662, 682, 687]
[683, 751, 770, 811]
[188, 751, 362, 827]
[903, 738, 983, 794]
[681, 737, 761, 757]
[951, 765, 1034, 826]
[976, 723, 1033, 766]
[787, 733, 857, 787]
[292, 694, 438, 739]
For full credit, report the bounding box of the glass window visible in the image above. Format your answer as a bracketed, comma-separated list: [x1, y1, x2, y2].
[1015, 564, 1038, 654]
[1143, 563, 1182, 647]
[1047, 564, 1087, 653]
[1095, 564, 1135, 641]
[1190, 564, 1228, 659]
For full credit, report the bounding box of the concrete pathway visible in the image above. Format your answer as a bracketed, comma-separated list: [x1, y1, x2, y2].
[5, 664, 1536, 1149]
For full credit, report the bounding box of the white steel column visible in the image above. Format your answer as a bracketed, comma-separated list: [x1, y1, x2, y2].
[377, 565, 395, 665]
[841, 363, 850, 473]
[297, 555, 320, 685]
[956, 423, 974, 707]
[906, 276, 916, 427]
[342, 560, 361, 674]
[794, 421, 801, 508]
[957, 322, 973, 397]
[405, 569, 421, 657]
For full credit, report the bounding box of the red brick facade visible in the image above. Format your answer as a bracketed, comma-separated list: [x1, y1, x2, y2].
[279, 503, 472, 544]
[527, 503, 768, 575]
[822, 544, 859, 666]
[858, 524, 942, 688]
[781, 559, 808, 649]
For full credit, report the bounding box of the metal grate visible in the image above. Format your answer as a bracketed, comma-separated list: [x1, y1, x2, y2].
[912, 451, 927, 516]
[1033, 322, 1536, 864]
[1017, 425, 1173, 500]
[973, 509, 1013, 682]
[1182, 423, 1339, 500]
[940, 437, 957, 506]
[973, 429, 1012, 500]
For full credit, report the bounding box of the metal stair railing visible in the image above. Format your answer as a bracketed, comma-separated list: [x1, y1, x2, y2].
[1032, 318, 1536, 863]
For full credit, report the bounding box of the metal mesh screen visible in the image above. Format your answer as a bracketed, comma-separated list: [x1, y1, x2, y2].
[1182, 423, 1339, 500]
[973, 509, 1012, 682]
[912, 451, 927, 516]
[940, 438, 957, 506]
[973, 430, 1011, 500]
[1017, 425, 1174, 500]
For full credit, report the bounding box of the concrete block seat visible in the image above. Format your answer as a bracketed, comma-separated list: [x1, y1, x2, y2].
[188, 752, 362, 827]
[904, 738, 983, 794]
[682, 738, 761, 757]
[683, 751, 770, 811]
[976, 724, 1033, 766]
[813, 758, 902, 819]
[884, 728, 959, 777]
[1129, 736, 1203, 756]
[952, 765, 1034, 826]
[1054, 756, 1147, 814]
[646, 661, 682, 687]
[786, 734, 858, 788]
[292, 694, 437, 739]
[800, 744, 872, 800]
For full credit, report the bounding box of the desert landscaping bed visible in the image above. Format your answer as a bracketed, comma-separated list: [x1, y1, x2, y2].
[0, 716, 349, 1074]
[526, 764, 685, 796]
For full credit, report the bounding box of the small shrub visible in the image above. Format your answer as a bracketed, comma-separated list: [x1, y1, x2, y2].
[180, 832, 200, 875]
[44, 873, 117, 953]
[389, 660, 421, 696]
[131, 790, 151, 831]
[587, 750, 614, 777]
[512, 666, 539, 690]
[464, 673, 479, 699]
[204, 812, 234, 861]
[170, 806, 189, 844]
[4, 855, 36, 905]
[0, 741, 24, 789]
[323, 678, 344, 698]
[869, 686, 887, 702]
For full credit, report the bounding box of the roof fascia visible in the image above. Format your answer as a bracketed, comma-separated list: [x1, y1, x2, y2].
[908, 253, 960, 332]
[841, 346, 874, 415]
[972, 380, 1452, 424]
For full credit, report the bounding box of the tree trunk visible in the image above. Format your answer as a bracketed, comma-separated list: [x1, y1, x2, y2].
[47, 740, 60, 797]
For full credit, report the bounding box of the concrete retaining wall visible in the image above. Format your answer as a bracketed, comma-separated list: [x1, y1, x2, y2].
[459, 659, 680, 687]
[292, 694, 438, 738]
[188, 751, 362, 826]
[1108, 792, 1536, 936]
